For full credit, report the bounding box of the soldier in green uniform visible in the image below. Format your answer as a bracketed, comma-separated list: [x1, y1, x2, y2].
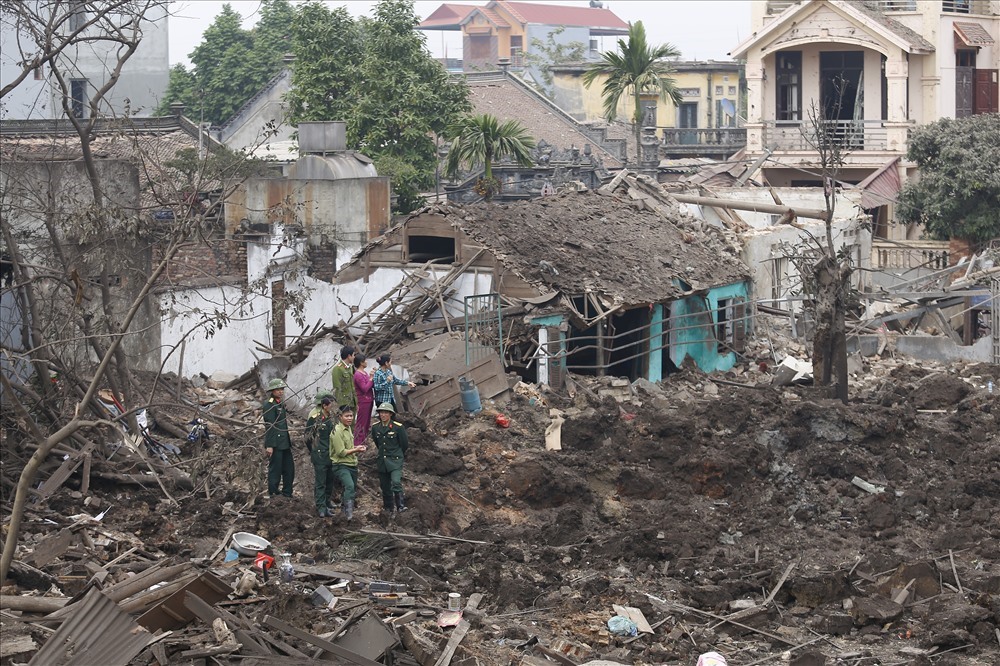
[262, 378, 294, 497]
[329, 405, 366, 521]
[331, 345, 357, 411]
[370, 402, 409, 513]
[306, 390, 336, 517]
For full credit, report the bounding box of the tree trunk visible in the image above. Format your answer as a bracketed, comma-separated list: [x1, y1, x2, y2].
[811, 255, 851, 403]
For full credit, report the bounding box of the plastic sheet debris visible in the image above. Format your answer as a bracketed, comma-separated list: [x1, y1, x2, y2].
[607, 615, 638, 636]
[696, 652, 728, 666]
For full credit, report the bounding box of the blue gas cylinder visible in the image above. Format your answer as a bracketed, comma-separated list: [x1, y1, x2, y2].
[458, 377, 482, 414]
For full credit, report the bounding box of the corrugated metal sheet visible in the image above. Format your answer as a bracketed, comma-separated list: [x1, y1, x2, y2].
[29, 588, 155, 666]
[858, 157, 902, 209]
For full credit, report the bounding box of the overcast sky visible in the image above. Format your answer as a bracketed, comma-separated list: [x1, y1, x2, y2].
[167, 1, 752, 67]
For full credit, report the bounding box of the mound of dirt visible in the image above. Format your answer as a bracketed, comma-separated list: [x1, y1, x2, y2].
[5, 355, 999, 666]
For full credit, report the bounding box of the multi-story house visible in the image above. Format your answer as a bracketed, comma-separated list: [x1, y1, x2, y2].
[418, 1, 628, 75]
[0, 1, 170, 120]
[548, 59, 747, 160]
[730, 0, 998, 253]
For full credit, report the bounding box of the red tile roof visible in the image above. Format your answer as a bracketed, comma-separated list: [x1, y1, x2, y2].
[495, 1, 628, 32]
[418, 3, 477, 29]
[420, 2, 629, 33]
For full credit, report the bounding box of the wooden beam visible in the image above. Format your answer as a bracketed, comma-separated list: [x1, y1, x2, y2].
[670, 193, 830, 221]
[262, 615, 384, 666]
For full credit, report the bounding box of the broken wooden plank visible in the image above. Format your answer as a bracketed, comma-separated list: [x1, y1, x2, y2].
[432, 593, 483, 666]
[262, 615, 384, 666]
[612, 604, 653, 634]
[30, 529, 75, 568]
[0, 596, 68, 613]
[182, 591, 271, 656]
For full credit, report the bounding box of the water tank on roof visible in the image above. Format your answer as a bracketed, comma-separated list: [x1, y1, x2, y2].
[298, 121, 346, 154]
[292, 153, 378, 180]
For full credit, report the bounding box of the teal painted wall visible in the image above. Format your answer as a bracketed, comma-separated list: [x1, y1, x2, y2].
[648, 303, 665, 382]
[669, 281, 749, 374]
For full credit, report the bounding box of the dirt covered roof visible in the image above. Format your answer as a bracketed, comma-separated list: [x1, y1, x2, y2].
[427, 185, 751, 306]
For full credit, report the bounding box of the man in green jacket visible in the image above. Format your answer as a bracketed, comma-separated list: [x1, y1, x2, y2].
[306, 390, 336, 517]
[263, 378, 294, 497]
[329, 405, 365, 520]
[331, 345, 357, 411]
[371, 402, 409, 513]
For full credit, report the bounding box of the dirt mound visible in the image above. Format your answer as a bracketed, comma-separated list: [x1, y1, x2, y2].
[5, 358, 999, 665]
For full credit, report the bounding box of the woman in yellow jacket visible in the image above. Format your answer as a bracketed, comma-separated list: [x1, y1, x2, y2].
[329, 405, 366, 521]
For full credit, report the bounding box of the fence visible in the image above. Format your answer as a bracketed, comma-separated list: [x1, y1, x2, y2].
[763, 120, 888, 151]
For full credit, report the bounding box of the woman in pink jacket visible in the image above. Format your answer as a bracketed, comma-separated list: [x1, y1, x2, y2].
[353, 354, 375, 447]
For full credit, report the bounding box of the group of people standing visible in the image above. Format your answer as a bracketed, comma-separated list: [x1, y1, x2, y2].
[261, 345, 416, 522]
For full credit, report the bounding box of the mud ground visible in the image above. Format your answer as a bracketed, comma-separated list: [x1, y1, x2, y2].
[6, 355, 1000, 666]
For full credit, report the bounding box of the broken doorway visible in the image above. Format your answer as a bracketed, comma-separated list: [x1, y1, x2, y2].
[820, 51, 864, 147]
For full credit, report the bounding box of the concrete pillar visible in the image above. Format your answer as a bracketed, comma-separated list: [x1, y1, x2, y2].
[885, 53, 910, 152]
[745, 58, 765, 152]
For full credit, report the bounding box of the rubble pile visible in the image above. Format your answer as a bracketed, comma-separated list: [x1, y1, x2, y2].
[2, 333, 999, 665]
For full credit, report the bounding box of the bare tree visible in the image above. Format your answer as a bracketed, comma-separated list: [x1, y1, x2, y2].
[0, 1, 277, 584]
[799, 87, 855, 404]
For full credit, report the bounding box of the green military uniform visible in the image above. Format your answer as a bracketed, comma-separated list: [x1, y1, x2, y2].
[331, 361, 357, 410]
[306, 394, 336, 516]
[371, 403, 410, 513]
[263, 385, 294, 497]
[329, 421, 359, 519]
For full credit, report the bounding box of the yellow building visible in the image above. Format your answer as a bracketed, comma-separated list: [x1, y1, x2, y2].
[548, 60, 746, 158]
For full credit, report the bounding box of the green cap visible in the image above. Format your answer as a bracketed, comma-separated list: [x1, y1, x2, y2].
[315, 390, 333, 405]
[267, 378, 287, 391]
[376, 402, 396, 414]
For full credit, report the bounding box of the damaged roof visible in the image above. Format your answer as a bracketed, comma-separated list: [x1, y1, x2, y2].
[403, 185, 750, 307]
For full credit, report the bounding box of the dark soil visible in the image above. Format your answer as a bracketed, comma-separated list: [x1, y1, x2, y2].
[5, 360, 999, 665]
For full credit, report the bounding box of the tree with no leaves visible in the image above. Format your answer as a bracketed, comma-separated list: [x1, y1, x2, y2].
[444, 113, 536, 200]
[0, 0, 271, 586]
[582, 21, 682, 165]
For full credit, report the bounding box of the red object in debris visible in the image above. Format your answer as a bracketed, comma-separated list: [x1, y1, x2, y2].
[254, 552, 275, 571]
[495, 414, 510, 428]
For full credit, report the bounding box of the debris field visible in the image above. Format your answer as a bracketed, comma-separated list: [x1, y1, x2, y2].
[2, 344, 1000, 666]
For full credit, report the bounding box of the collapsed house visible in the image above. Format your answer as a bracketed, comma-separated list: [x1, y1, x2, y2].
[334, 180, 752, 390]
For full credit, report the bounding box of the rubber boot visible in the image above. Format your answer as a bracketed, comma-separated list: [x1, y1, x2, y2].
[394, 491, 408, 513]
[343, 499, 354, 522]
[382, 494, 395, 514]
[317, 507, 330, 518]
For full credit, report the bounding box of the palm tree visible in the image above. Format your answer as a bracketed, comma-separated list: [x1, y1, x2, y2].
[445, 113, 536, 199]
[582, 21, 682, 164]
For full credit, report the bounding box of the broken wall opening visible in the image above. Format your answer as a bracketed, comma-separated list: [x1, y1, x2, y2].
[407, 235, 455, 264]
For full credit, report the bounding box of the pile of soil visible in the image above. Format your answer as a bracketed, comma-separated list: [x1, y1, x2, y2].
[4, 356, 999, 665]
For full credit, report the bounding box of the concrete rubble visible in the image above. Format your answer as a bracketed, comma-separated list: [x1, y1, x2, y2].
[2, 315, 999, 666]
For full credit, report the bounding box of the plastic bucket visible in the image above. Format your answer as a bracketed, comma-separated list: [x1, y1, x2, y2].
[458, 377, 482, 414]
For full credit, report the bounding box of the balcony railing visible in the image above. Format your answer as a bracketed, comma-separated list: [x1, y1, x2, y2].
[873, 240, 950, 271]
[943, 0, 994, 13]
[762, 120, 889, 151]
[872, 0, 917, 11]
[661, 127, 747, 148]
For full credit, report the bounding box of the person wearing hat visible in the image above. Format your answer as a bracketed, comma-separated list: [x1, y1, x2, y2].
[370, 402, 409, 513]
[306, 390, 337, 517]
[329, 404, 366, 521]
[263, 378, 294, 497]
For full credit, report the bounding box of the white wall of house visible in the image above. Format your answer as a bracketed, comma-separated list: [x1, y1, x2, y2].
[159, 284, 269, 378]
[216, 69, 295, 153]
[0, 2, 169, 119]
[286, 267, 496, 343]
[695, 188, 872, 310]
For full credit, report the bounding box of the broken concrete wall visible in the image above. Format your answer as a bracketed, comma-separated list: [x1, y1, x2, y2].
[225, 177, 388, 268]
[288, 267, 495, 341]
[159, 284, 270, 378]
[693, 187, 872, 306]
[669, 281, 750, 374]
